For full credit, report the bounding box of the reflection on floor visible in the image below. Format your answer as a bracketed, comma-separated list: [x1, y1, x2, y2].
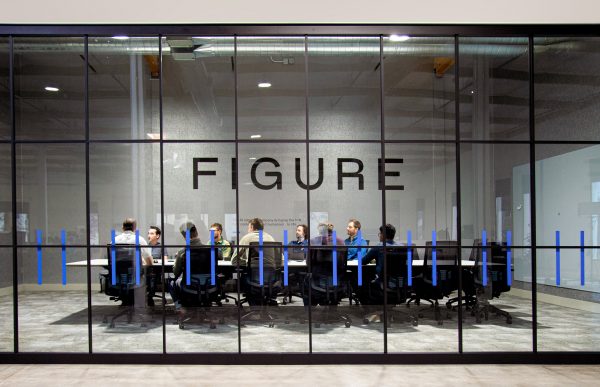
[0, 289, 598, 353]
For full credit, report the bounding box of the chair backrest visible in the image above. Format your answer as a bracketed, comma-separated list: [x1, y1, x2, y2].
[105, 244, 138, 297]
[472, 241, 511, 296]
[248, 241, 282, 269]
[423, 240, 459, 266]
[186, 245, 214, 276]
[309, 244, 348, 280]
[422, 240, 459, 296]
[384, 246, 410, 303]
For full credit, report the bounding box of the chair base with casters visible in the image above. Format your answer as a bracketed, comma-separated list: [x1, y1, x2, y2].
[304, 275, 353, 328]
[174, 274, 224, 330]
[470, 287, 513, 324]
[361, 277, 418, 327]
[238, 270, 283, 328]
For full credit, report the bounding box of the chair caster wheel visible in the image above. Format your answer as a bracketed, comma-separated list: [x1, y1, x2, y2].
[363, 318, 369, 324]
[268, 322, 275, 328]
[507, 316, 512, 324]
[345, 321, 351, 328]
[285, 320, 290, 324]
[210, 323, 216, 329]
[179, 323, 184, 329]
[412, 319, 418, 327]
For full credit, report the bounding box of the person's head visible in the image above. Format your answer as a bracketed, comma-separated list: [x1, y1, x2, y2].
[179, 221, 198, 240]
[247, 218, 264, 232]
[346, 218, 361, 238]
[379, 223, 396, 242]
[317, 222, 334, 237]
[210, 223, 223, 241]
[296, 224, 308, 240]
[147, 226, 161, 245]
[122, 218, 137, 232]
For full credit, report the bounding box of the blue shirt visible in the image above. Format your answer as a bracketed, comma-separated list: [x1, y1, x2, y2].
[344, 235, 368, 261]
[361, 240, 397, 275]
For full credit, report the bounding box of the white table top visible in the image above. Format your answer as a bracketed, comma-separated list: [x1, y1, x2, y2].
[67, 258, 477, 267]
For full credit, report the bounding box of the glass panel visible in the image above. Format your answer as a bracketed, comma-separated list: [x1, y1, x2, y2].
[461, 143, 531, 247]
[89, 143, 161, 352]
[163, 143, 238, 353]
[16, 144, 86, 244]
[237, 143, 309, 352]
[459, 37, 529, 141]
[0, 37, 9, 140]
[162, 36, 234, 141]
[0, 144, 11, 245]
[461, 244, 532, 351]
[309, 143, 382, 352]
[89, 36, 159, 140]
[535, 37, 600, 141]
[237, 37, 306, 141]
[308, 36, 380, 140]
[535, 144, 600, 351]
[15, 143, 86, 352]
[383, 37, 455, 141]
[14, 37, 85, 140]
[0, 247, 12, 352]
[385, 142, 457, 352]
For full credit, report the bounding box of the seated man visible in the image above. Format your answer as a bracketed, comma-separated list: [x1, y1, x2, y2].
[344, 218, 368, 261]
[359, 223, 399, 305]
[209, 222, 231, 260]
[146, 225, 168, 306]
[113, 218, 152, 306]
[169, 221, 203, 309]
[288, 224, 308, 260]
[231, 217, 277, 268]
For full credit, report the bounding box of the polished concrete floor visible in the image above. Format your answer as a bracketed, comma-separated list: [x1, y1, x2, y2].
[1, 287, 599, 353]
[1, 364, 600, 386]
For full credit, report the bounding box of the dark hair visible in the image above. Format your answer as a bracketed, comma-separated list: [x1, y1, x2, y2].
[348, 218, 361, 229]
[380, 223, 396, 240]
[210, 223, 223, 232]
[297, 224, 308, 238]
[149, 226, 161, 237]
[122, 218, 136, 232]
[179, 222, 198, 239]
[318, 223, 334, 236]
[248, 218, 264, 231]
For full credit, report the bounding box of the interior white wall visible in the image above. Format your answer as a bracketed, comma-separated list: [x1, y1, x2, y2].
[2, 0, 600, 24]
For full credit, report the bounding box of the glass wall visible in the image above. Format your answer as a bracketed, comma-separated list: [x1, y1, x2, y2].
[0, 30, 598, 359]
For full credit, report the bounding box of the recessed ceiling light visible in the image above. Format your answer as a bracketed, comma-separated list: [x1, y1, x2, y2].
[112, 36, 130, 40]
[250, 134, 262, 139]
[258, 82, 271, 88]
[146, 133, 160, 140]
[44, 86, 59, 92]
[249, 157, 257, 160]
[389, 35, 410, 42]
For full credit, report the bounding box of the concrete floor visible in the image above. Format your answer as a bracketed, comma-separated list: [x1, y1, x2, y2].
[1, 364, 599, 386]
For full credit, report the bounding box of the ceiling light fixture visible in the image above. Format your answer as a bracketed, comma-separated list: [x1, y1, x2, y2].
[389, 35, 410, 42]
[112, 36, 130, 40]
[258, 82, 272, 88]
[250, 135, 262, 139]
[249, 157, 257, 160]
[44, 86, 59, 92]
[146, 133, 160, 140]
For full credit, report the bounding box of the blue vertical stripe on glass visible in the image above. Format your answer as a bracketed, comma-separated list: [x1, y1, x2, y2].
[407, 230, 412, 286]
[580, 230, 585, 287]
[259, 230, 264, 286]
[210, 229, 215, 286]
[283, 229, 288, 287]
[135, 230, 140, 286]
[357, 230, 363, 286]
[61, 229, 67, 286]
[507, 230, 512, 286]
[332, 230, 338, 287]
[482, 229, 488, 287]
[111, 229, 116, 285]
[555, 230, 561, 286]
[432, 230, 437, 286]
[185, 229, 190, 286]
[36, 229, 43, 285]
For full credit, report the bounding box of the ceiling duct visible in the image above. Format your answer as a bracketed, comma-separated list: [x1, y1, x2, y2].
[3, 36, 576, 58]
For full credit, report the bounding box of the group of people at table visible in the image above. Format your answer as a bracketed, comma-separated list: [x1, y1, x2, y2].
[113, 217, 398, 308]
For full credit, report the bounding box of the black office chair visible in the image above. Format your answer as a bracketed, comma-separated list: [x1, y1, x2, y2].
[470, 242, 513, 324]
[304, 245, 352, 328]
[414, 241, 459, 325]
[102, 244, 145, 328]
[445, 239, 481, 311]
[362, 246, 418, 327]
[176, 245, 224, 329]
[239, 241, 283, 327]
